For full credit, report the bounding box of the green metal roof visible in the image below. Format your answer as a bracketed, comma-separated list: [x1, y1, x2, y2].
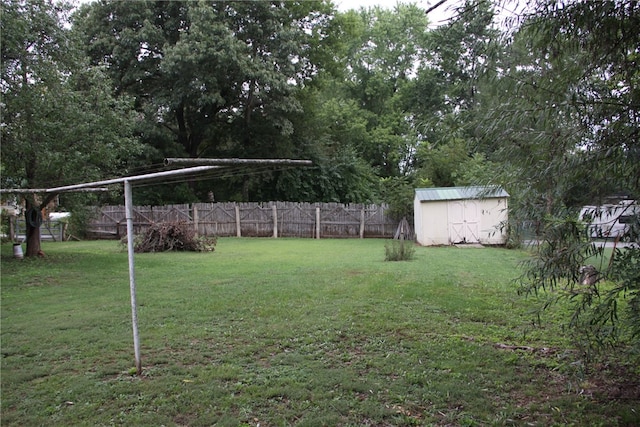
[415, 186, 509, 202]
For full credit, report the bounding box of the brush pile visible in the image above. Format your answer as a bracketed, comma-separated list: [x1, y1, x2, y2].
[130, 222, 216, 253]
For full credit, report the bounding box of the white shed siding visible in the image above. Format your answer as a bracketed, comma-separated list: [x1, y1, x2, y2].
[478, 197, 508, 244]
[416, 201, 449, 245]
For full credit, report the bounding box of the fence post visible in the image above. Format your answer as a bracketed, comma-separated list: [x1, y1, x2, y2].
[235, 204, 241, 237]
[360, 207, 365, 239]
[272, 204, 278, 238]
[315, 207, 320, 239]
[192, 204, 199, 236]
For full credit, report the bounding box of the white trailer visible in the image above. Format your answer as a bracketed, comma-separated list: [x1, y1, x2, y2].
[580, 200, 639, 239]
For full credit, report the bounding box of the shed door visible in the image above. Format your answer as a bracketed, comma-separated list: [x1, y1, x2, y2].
[448, 200, 480, 244]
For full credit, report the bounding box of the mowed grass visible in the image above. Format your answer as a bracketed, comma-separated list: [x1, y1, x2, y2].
[1, 238, 637, 426]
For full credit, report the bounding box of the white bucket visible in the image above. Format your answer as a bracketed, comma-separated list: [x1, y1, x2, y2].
[13, 243, 24, 259]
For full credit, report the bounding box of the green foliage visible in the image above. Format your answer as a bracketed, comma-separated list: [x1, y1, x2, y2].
[1, 0, 141, 255]
[518, 215, 596, 294]
[490, 0, 640, 359]
[61, 199, 94, 240]
[609, 246, 640, 338]
[64, 0, 503, 206]
[412, 0, 500, 167]
[453, 152, 497, 187]
[518, 215, 640, 359]
[75, 0, 335, 202]
[426, 0, 499, 111]
[273, 84, 378, 203]
[384, 238, 415, 261]
[0, 210, 12, 243]
[378, 176, 415, 220]
[338, 4, 430, 178]
[416, 138, 469, 187]
[1, 0, 140, 191]
[309, 145, 379, 203]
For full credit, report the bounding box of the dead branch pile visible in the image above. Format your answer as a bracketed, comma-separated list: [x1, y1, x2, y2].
[131, 222, 216, 253]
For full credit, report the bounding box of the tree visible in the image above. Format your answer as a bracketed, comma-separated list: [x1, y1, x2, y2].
[267, 70, 379, 203]
[479, 0, 640, 358]
[416, 0, 500, 177]
[1, 0, 140, 256]
[265, 3, 432, 205]
[341, 4, 431, 178]
[75, 0, 335, 202]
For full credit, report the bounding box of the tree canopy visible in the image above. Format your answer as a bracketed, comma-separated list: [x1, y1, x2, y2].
[74, 0, 341, 202]
[1, 0, 141, 255]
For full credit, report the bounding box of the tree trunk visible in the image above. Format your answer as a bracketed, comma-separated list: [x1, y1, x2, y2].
[175, 103, 203, 158]
[24, 203, 42, 257]
[176, 103, 189, 152]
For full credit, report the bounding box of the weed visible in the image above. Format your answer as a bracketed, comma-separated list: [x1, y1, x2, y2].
[384, 238, 415, 261]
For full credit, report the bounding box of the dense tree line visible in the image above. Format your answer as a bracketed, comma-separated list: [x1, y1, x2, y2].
[2, 0, 501, 206]
[2, 0, 638, 361]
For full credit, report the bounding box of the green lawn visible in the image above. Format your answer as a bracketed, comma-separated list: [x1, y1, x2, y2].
[1, 239, 637, 426]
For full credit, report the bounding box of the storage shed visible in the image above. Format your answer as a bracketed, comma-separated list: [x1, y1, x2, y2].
[414, 186, 509, 246]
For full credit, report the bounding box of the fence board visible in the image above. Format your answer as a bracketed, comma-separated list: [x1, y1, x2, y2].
[87, 202, 398, 239]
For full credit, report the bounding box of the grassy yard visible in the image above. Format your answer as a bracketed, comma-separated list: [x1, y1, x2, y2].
[1, 238, 637, 426]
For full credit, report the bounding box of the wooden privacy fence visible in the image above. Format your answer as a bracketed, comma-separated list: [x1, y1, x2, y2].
[87, 201, 398, 239]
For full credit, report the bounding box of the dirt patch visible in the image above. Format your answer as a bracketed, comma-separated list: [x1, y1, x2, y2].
[345, 270, 365, 276]
[588, 364, 640, 401]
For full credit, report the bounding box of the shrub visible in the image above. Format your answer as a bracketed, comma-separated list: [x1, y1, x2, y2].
[384, 239, 415, 261]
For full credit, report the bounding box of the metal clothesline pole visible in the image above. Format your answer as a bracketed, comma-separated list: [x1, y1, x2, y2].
[0, 188, 109, 194]
[124, 180, 142, 375]
[45, 165, 220, 193]
[164, 158, 313, 167]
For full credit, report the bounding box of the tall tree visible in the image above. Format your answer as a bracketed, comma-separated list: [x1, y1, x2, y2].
[75, 0, 334, 202]
[480, 0, 640, 357]
[1, 0, 140, 256]
[275, 73, 379, 203]
[413, 0, 500, 188]
[341, 3, 430, 178]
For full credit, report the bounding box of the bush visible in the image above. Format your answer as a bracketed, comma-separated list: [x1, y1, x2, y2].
[384, 239, 415, 261]
[127, 222, 216, 253]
